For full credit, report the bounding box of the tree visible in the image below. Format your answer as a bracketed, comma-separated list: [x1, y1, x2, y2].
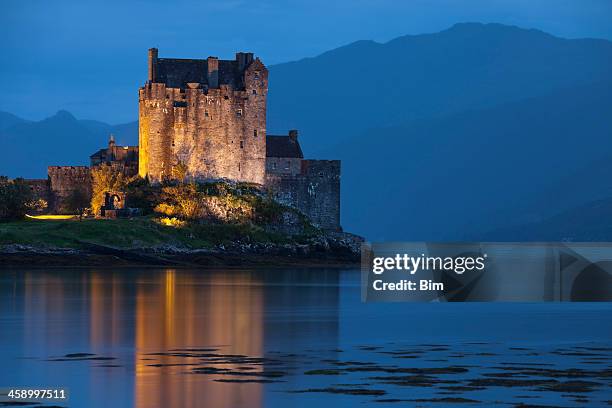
[125, 176, 159, 214]
[172, 161, 188, 183]
[26, 198, 48, 213]
[66, 187, 90, 220]
[0, 177, 33, 220]
[90, 165, 127, 216]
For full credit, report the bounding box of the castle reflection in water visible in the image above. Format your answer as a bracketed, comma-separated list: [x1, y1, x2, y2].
[6, 268, 341, 407]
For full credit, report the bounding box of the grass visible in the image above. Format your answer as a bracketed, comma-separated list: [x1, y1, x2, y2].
[0, 216, 297, 250]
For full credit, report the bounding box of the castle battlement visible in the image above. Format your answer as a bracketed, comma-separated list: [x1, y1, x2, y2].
[139, 48, 268, 184]
[147, 48, 260, 91]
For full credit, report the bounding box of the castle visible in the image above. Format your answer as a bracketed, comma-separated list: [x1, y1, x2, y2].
[25, 49, 341, 230]
[140, 49, 267, 184]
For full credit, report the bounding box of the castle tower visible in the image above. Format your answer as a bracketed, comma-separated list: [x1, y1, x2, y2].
[138, 48, 269, 184]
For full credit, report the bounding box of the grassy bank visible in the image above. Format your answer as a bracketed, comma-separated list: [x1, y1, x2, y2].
[0, 217, 295, 249]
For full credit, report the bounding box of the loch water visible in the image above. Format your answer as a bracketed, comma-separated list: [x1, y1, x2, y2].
[1, 268, 611, 407]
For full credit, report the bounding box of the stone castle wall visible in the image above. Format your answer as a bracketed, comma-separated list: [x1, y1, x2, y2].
[47, 166, 92, 213]
[266, 157, 303, 175]
[265, 160, 341, 231]
[139, 55, 268, 184]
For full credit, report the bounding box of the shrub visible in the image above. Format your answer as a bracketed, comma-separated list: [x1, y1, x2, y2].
[0, 177, 33, 220]
[66, 187, 90, 219]
[125, 176, 159, 214]
[155, 182, 204, 219]
[90, 165, 128, 215]
[150, 180, 313, 235]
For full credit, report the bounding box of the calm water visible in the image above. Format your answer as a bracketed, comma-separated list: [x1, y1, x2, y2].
[1, 268, 611, 407]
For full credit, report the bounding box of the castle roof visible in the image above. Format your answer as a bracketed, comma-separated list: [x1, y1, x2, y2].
[154, 57, 258, 89]
[90, 146, 138, 158]
[266, 135, 303, 158]
[90, 144, 138, 168]
[90, 149, 106, 160]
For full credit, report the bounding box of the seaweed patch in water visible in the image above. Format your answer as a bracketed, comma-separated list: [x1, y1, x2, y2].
[304, 369, 344, 375]
[407, 397, 480, 403]
[64, 353, 95, 358]
[288, 387, 386, 396]
[369, 374, 458, 387]
[191, 366, 286, 378]
[213, 379, 284, 383]
[47, 355, 116, 362]
[537, 380, 603, 393]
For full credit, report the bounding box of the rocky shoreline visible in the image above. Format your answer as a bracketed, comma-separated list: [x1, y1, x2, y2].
[0, 232, 363, 268]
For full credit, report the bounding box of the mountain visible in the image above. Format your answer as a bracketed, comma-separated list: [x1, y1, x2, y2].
[338, 80, 612, 241]
[0, 110, 137, 178]
[0, 111, 27, 132]
[476, 152, 612, 234]
[267, 22, 612, 156]
[1, 23, 612, 241]
[481, 198, 612, 242]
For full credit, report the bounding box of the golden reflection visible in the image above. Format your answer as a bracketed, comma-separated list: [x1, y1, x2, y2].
[22, 272, 67, 349]
[88, 271, 127, 349]
[15, 269, 265, 408]
[134, 269, 264, 408]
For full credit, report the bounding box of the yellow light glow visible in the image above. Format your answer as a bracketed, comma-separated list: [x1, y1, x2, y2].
[155, 217, 186, 228]
[25, 214, 77, 220]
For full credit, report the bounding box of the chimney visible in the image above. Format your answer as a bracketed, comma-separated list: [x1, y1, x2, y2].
[236, 52, 254, 71]
[207, 56, 219, 88]
[288, 129, 298, 142]
[148, 48, 158, 82]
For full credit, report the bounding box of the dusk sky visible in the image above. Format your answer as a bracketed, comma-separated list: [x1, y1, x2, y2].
[2, 0, 612, 123]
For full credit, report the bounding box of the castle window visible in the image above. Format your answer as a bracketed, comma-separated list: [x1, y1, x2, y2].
[240, 141, 244, 149]
[253, 129, 258, 137]
[285, 161, 290, 170]
[272, 162, 277, 170]
[204, 109, 209, 117]
[236, 109, 243, 117]
[252, 89, 257, 95]
[238, 163, 241, 172]
[224, 95, 229, 100]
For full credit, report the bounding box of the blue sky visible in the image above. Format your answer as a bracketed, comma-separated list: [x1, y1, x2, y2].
[2, 0, 611, 123]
